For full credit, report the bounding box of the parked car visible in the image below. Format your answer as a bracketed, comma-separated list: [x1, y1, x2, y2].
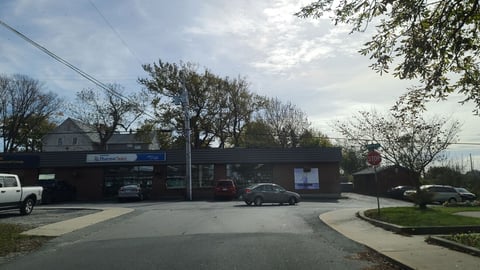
[0, 173, 43, 215]
[242, 183, 300, 206]
[38, 179, 76, 204]
[386, 185, 415, 200]
[118, 184, 146, 202]
[403, 185, 462, 204]
[454, 187, 477, 202]
[214, 179, 237, 200]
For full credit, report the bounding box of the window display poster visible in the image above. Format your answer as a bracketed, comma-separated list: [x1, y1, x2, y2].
[294, 168, 319, 190]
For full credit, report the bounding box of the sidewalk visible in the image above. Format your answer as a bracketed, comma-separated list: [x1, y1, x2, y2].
[22, 207, 133, 237]
[320, 208, 480, 270]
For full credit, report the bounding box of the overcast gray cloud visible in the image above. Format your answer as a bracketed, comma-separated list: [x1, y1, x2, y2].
[1, 0, 479, 168]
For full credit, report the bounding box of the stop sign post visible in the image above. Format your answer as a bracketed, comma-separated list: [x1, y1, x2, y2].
[367, 150, 382, 215]
[367, 150, 381, 166]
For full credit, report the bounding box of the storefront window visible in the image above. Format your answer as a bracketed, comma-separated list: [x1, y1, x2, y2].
[226, 163, 273, 188]
[166, 164, 214, 189]
[103, 166, 153, 197]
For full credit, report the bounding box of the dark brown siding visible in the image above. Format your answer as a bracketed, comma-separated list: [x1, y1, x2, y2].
[353, 167, 417, 196]
[1, 147, 342, 200]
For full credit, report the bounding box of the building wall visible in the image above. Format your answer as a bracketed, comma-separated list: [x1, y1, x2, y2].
[353, 167, 417, 196]
[43, 131, 95, 152]
[6, 169, 38, 186]
[53, 167, 104, 200]
[1, 148, 342, 201]
[106, 144, 148, 151]
[6, 163, 341, 201]
[272, 162, 340, 194]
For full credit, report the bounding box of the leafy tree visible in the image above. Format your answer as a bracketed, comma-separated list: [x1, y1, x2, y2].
[297, 1, 480, 115]
[17, 115, 57, 152]
[424, 166, 464, 187]
[238, 120, 278, 148]
[139, 61, 222, 148]
[334, 109, 461, 184]
[217, 77, 265, 148]
[69, 84, 146, 151]
[135, 121, 177, 149]
[139, 60, 262, 149]
[298, 128, 332, 147]
[257, 97, 311, 148]
[464, 170, 480, 195]
[340, 146, 366, 176]
[0, 74, 62, 152]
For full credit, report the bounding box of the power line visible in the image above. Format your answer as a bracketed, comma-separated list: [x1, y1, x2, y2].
[88, 0, 143, 66]
[327, 137, 480, 147]
[0, 19, 124, 100]
[0, 18, 155, 120]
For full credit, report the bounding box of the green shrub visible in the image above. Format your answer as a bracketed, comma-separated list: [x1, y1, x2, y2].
[412, 189, 434, 209]
[443, 233, 480, 249]
[443, 200, 480, 207]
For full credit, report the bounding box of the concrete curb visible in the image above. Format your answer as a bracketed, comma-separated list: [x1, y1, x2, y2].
[358, 210, 480, 258]
[21, 207, 134, 237]
[320, 208, 480, 270]
[427, 236, 480, 257]
[357, 210, 480, 235]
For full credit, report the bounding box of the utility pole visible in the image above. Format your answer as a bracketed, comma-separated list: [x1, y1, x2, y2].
[183, 82, 192, 201]
[173, 76, 192, 201]
[470, 154, 474, 172]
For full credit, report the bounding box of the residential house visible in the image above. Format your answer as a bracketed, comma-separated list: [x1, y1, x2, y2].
[42, 118, 159, 152]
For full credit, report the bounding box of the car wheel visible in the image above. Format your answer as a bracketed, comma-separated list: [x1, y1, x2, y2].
[288, 197, 296, 205]
[20, 197, 35, 215]
[254, 196, 263, 206]
[448, 198, 457, 203]
[245, 201, 252, 206]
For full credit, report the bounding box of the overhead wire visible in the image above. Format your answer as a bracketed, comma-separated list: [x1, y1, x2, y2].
[88, 0, 144, 66]
[0, 19, 123, 99]
[0, 18, 156, 120]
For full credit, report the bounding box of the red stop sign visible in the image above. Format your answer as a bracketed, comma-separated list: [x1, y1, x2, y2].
[367, 151, 381, 166]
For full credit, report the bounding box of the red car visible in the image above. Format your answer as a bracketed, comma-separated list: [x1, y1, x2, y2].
[214, 179, 237, 200]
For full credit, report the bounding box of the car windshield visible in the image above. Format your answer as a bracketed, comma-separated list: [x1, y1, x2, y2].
[455, 188, 468, 193]
[122, 185, 139, 189]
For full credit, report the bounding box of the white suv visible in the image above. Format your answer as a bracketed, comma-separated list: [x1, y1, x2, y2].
[420, 185, 461, 203]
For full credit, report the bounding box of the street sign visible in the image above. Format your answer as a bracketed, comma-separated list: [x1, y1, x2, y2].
[367, 150, 381, 166]
[366, 143, 381, 151]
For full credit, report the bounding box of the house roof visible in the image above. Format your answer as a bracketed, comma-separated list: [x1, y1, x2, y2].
[57, 117, 152, 144]
[353, 166, 391, 175]
[67, 118, 101, 143]
[352, 165, 410, 175]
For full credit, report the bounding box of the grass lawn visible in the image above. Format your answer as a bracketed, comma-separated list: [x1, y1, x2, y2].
[0, 223, 52, 257]
[364, 206, 480, 227]
[365, 206, 480, 251]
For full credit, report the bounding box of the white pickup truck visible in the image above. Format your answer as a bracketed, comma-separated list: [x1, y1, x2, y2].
[0, 173, 43, 215]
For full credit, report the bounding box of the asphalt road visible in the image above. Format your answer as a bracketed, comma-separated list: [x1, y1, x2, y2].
[0, 194, 410, 270]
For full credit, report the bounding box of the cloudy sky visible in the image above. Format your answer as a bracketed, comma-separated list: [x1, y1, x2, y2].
[1, 0, 479, 169]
